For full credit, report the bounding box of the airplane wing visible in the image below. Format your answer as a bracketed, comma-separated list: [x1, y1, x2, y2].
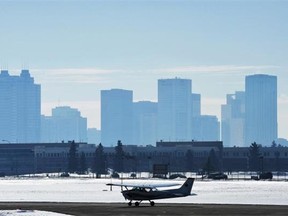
[106, 182, 180, 189]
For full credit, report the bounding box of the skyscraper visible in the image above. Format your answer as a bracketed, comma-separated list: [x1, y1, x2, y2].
[221, 91, 245, 147]
[0, 69, 41, 143]
[245, 74, 277, 146]
[87, 128, 101, 145]
[41, 106, 87, 143]
[191, 115, 220, 141]
[133, 101, 157, 145]
[191, 93, 201, 117]
[101, 89, 133, 146]
[157, 78, 192, 141]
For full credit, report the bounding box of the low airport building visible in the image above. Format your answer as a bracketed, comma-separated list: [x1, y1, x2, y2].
[0, 141, 287, 176]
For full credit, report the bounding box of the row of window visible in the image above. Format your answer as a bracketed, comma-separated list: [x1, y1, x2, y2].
[36, 152, 95, 157]
[36, 151, 214, 158]
[223, 151, 288, 158]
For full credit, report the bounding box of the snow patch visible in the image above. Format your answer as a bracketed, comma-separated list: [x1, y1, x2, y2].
[0, 209, 71, 216]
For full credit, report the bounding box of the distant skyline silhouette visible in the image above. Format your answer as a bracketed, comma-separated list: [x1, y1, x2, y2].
[0, 1, 287, 139]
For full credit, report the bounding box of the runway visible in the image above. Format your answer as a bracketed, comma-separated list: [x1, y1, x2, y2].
[0, 202, 288, 216]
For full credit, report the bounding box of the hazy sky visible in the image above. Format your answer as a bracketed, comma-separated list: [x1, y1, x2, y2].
[0, 0, 287, 139]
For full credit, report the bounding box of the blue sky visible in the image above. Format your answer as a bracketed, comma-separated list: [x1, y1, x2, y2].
[0, 0, 287, 139]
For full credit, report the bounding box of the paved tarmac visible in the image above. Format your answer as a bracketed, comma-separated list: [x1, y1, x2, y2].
[0, 202, 288, 216]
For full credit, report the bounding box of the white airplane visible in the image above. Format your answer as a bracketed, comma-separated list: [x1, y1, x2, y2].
[107, 178, 195, 206]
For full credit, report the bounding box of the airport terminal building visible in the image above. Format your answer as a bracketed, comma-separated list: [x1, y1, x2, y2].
[0, 141, 287, 176]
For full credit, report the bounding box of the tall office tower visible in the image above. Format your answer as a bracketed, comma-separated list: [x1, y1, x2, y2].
[87, 128, 101, 145]
[0, 69, 41, 143]
[245, 74, 277, 146]
[221, 91, 245, 147]
[133, 101, 157, 145]
[158, 78, 192, 141]
[191, 115, 220, 141]
[191, 93, 201, 117]
[41, 106, 87, 143]
[101, 89, 133, 146]
[191, 93, 201, 140]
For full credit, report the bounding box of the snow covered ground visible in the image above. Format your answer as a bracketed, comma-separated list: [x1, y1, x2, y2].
[0, 210, 71, 216]
[0, 176, 287, 215]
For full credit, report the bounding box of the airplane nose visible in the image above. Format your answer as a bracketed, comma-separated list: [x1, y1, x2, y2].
[122, 191, 131, 199]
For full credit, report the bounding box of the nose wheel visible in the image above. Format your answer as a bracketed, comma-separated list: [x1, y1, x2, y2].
[150, 201, 155, 206]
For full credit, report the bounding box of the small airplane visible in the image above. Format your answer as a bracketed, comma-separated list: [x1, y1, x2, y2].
[107, 178, 194, 206]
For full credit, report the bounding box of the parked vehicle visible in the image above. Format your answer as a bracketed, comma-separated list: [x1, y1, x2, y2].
[169, 174, 187, 179]
[60, 173, 70, 177]
[207, 172, 228, 180]
[259, 172, 273, 180]
[111, 172, 120, 178]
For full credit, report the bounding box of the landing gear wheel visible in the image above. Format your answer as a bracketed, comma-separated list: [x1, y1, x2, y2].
[150, 201, 155, 206]
[128, 202, 132, 206]
[135, 202, 140, 207]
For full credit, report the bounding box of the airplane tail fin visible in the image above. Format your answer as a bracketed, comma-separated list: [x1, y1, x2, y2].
[177, 178, 194, 196]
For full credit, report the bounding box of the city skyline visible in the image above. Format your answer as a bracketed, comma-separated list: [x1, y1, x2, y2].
[1, 69, 286, 143]
[1, 1, 287, 139]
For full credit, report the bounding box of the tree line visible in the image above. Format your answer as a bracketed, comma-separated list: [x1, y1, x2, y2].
[67, 140, 280, 177]
[67, 140, 125, 177]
